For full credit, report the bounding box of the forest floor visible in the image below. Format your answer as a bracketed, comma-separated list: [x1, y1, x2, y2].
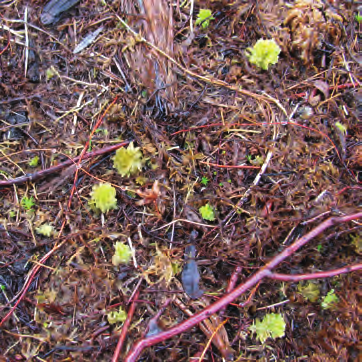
[0, 0, 361, 361]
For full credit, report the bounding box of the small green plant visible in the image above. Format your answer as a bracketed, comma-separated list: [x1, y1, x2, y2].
[136, 176, 147, 185]
[36, 224, 54, 237]
[107, 307, 127, 324]
[95, 128, 108, 136]
[8, 210, 16, 218]
[90, 183, 117, 213]
[350, 233, 361, 254]
[321, 289, 339, 309]
[199, 203, 215, 221]
[46, 67, 56, 80]
[250, 155, 264, 166]
[112, 241, 132, 266]
[195, 9, 214, 29]
[249, 313, 286, 343]
[298, 281, 320, 302]
[335, 121, 347, 135]
[200, 176, 209, 186]
[28, 156, 39, 167]
[113, 142, 143, 177]
[246, 39, 281, 70]
[21, 196, 36, 210]
[126, 190, 136, 198]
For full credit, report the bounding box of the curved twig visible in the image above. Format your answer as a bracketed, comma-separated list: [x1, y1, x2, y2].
[267, 264, 362, 281]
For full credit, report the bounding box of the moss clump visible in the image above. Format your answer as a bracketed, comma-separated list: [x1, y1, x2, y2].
[107, 307, 127, 324]
[90, 183, 117, 213]
[298, 281, 320, 302]
[246, 39, 281, 70]
[36, 224, 54, 237]
[249, 313, 286, 343]
[113, 142, 143, 177]
[112, 242, 132, 266]
[199, 203, 215, 221]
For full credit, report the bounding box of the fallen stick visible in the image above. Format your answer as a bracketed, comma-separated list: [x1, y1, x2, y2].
[0, 141, 129, 187]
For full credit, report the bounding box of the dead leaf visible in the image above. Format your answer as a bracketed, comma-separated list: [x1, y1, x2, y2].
[314, 80, 329, 99]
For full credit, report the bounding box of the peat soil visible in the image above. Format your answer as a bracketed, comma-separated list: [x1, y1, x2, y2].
[0, 0, 361, 361]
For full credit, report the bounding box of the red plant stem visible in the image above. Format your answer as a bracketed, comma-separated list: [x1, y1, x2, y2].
[112, 290, 139, 362]
[294, 82, 356, 98]
[239, 281, 261, 308]
[336, 186, 362, 195]
[171, 121, 342, 164]
[267, 264, 362, 281]
[0, 27, 10, 55]
[124, 212, 362, 362]
[0, 141, 129, 187]
[219, 265, 243, 317]
[200, 161, 260, 169]
[225, 266, 243, 294]
[67, 96, 119, 209]
[0, 240, 67, 327]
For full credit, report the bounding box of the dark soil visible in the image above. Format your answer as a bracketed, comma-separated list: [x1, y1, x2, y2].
[0, 0, 361, 361]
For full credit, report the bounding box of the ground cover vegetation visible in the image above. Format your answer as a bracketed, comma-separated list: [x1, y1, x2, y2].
[0, 0, 361, 360]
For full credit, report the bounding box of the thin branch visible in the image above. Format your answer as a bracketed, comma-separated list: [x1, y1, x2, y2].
[267, 264, 362, 281]
[124, 212, 362, 362]
[200, 161, 260, 169]
[0, 142, 129, 187]
[0, 239, 68, 327]
[112, 290, 139, 362]
[67, 96, 119, 209]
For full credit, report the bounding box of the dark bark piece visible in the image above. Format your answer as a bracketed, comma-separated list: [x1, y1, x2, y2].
[122, 0, 176, 109]
[181, 245, 203, 299]
[41, 0, 80, 25]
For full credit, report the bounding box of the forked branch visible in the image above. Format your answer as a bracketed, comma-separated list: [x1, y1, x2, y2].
[124, 212, 362, 362]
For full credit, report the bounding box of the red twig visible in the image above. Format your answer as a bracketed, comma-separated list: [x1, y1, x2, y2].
[67, 96, 119, 209]
[112, 290, 139, 362]
[225, 266, 243, 294]
[219, 265, 243, 317]
[0, 240, 67, 327]
[336, 186, 362, 195]
[294, 82, 357, 98]
[0, 28, 10, 55]
[0, 142, 129, 187]
[171, 121, 342, 163]
[239, 281, 261, 308]
[200, 161, 260, 169]
[267, 264, 362, 281]
[124, 212, 362, 362]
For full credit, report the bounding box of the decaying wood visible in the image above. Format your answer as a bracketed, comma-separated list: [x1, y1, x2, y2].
[121, 0, 176, 109]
